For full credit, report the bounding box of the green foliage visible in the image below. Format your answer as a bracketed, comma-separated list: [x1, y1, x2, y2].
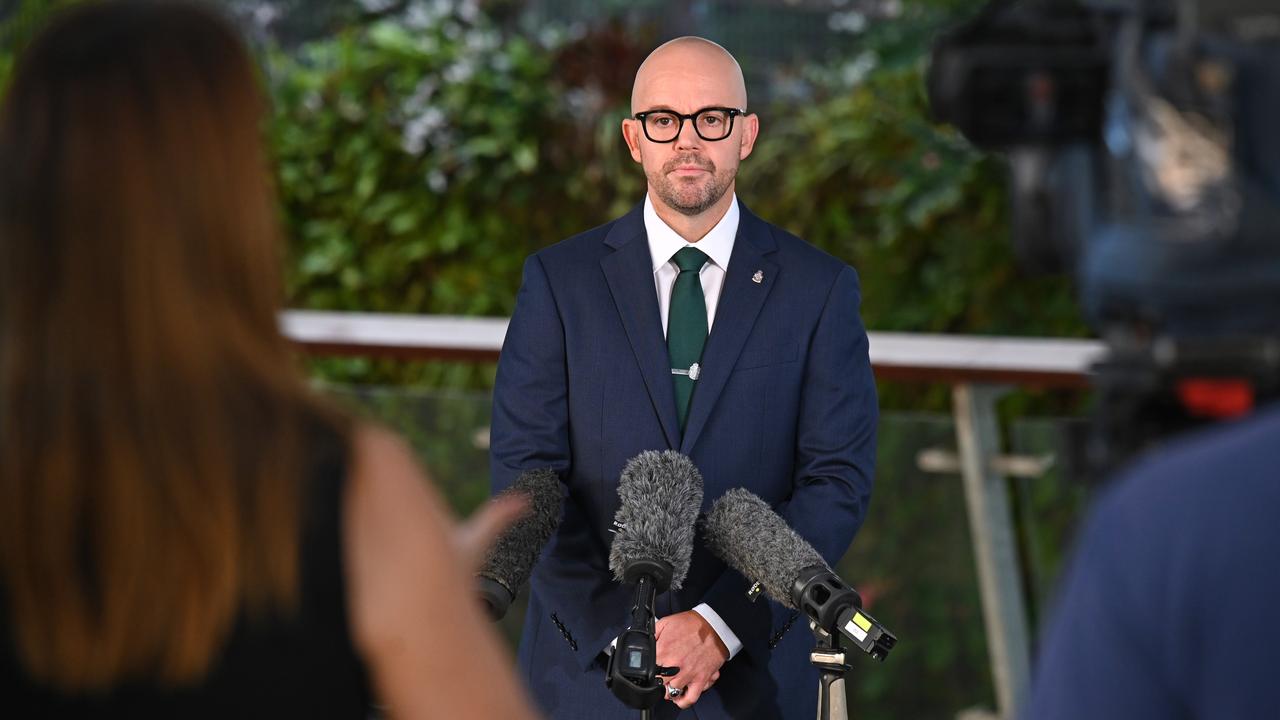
[269, 17, 552, 313]
[1, 0, 1089, 392]
[267, 4, 1088, 394]
[267, 9, 648, 386]
[0, 0, 1091, 375]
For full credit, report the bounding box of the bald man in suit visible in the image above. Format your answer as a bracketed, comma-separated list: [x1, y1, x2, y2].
[490, 37, 878, 719]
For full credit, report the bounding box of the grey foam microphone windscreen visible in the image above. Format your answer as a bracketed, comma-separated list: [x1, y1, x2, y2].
[607, 450, 704, 591]
[703, 488, 829, 610]
[478, 468, 563, 594]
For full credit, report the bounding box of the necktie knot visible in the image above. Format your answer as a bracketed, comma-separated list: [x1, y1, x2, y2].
[672, 246, 709, 274]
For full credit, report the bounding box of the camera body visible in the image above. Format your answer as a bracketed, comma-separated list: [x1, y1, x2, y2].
[929, 0, 1280, 473]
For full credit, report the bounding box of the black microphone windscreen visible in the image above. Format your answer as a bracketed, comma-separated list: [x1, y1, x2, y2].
[478, 468, 562, 596]
[703, 488, 828, 610]
[608, 450, 703, 591]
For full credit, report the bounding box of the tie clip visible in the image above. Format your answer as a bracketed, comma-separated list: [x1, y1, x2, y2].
[671, 362, 702, 381]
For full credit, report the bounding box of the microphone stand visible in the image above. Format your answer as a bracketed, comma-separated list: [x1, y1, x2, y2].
[809, 622, 852, 720]
[789, 566, 898, 720]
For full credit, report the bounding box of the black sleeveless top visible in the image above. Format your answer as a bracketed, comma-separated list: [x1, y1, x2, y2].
[0, 425, 374, 718]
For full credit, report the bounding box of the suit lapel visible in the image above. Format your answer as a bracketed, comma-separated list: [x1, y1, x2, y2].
[600, 206, 682, 450]
[680, 204, 779, 454]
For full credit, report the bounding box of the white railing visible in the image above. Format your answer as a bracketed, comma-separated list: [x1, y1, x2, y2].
[283, 310, 1104, 385]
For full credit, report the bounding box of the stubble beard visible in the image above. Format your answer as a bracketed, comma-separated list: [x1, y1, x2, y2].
[648, 153, 737, 217]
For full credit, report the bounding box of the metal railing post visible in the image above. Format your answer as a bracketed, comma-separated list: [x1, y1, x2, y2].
[952, 383, 1031, 719]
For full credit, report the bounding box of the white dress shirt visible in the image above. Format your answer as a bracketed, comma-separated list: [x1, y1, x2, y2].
[642, 192, 744, 661]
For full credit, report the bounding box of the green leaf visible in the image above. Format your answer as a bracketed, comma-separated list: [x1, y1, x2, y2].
[513, 143, 538, 173]
[389, 210, 420, 235]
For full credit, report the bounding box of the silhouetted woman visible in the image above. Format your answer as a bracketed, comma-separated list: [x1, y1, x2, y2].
[0, 3, 538, 718]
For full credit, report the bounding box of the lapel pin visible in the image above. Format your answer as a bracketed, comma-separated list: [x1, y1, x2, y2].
[752, 270, 764, 284]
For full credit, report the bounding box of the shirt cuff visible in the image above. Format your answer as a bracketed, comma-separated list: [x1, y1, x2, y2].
[693, 603, 743, 660]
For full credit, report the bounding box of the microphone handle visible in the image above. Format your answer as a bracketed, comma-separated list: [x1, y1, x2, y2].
[606, 571, 667, 709]
[477, 575, 515, 622]
[629, 573, 657, 633]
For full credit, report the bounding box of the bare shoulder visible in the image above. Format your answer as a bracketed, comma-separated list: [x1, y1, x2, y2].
[346, 423, 450, 527]
[342, 423, 453, 646]
[350, 424, 429, 484]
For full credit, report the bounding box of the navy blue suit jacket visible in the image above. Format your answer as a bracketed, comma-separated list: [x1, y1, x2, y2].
[490, 200, 877, 719]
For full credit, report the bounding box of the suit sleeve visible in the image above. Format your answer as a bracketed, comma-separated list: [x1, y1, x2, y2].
[489, 254, 625, 670]
[491, 254, 572, 482]
[700, 264, 878, 659]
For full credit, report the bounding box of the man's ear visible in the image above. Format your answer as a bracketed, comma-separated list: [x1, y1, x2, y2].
[621, 118, 644, 164]
[738, 113, 759, 161]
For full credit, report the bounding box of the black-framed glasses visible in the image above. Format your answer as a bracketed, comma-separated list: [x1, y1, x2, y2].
[633, 107, 744, 143]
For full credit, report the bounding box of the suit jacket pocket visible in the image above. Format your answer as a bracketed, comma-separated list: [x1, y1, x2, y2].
[735, 341, 798, 371]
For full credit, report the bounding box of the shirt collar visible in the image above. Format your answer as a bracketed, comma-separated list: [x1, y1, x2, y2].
[644, 193, 739, 274]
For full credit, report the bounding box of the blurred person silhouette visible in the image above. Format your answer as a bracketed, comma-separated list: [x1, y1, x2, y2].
[1024, 403, 1280, 719]
[0, 2, 539, 719]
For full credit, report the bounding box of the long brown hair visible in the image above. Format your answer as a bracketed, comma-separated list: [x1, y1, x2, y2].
[0, 1, 345, 689]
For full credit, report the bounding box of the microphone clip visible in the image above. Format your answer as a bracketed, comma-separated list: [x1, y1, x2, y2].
[793, 565, 898, 662]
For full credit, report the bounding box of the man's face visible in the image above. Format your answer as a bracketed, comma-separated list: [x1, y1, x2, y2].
[623, 48, 758, 217]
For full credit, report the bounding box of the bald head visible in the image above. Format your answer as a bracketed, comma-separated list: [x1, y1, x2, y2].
[630, 37, 748, 115]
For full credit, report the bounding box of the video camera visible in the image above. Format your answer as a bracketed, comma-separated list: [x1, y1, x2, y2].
[927, 0, 1280, 475]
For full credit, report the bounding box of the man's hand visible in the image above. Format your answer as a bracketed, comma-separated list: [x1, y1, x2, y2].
[655, 610, 729, 709]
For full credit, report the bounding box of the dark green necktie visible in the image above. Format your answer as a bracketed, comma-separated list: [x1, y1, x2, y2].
[668, 246, 709, 431]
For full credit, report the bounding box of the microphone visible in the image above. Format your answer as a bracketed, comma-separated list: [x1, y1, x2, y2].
[477, 468, 562, 621]
[607, 450, 703, 591]
[605, 450, 704, 710]
[704, 488, 897, 661]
